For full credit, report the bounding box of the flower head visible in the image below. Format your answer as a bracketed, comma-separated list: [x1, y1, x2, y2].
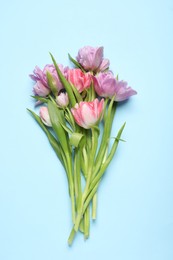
[30, 64, 68, 95]
[33, 80, 50, 97]
[71, 98, 104, 129]
[56, 92, 69, 108]
[93, 71, 116, 98]
[93, 72, 137, 101]
[39, 107, 52, 127]
[113, 80, 137, 102]
[76, 46, 110, 73]
[67, 68, 92, 93]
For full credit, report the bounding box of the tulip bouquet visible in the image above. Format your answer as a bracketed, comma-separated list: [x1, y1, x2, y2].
[28, 46, 137, 245]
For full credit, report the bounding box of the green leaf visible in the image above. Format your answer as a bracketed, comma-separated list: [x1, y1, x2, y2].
[94, 97, 116, 174]
[46, 71, 58, 96]
[91, 125, 100, 135]
[47, 100, 70, 155]
[31, 95, 48, 103]
[27, 109, 64, 165]
[109, 137, 126, 142]
[65, 107, 76, 131]
[70, 84, 83, 103]
[69, 132, 85, 148]
[49, 53, 77, 107]
[90, 122, 126, 191]
[68, 53, 85, 72]
[60, 122, 73, 134]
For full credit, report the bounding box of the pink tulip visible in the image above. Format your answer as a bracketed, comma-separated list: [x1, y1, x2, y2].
[67, 68, 92, 93]
[39, 107, 52, 127]
[93, 72, 137, 101]
[76, 46, 110, 72]
[33, 80, 50, 97]
[56, 92, 69, 108]
[71, 98, 104, 129]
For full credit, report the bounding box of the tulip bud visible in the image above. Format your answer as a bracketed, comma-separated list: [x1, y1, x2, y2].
[46, 71, 58, 96]
[56, 92, 69, 108]
[39, 107, 52, 127]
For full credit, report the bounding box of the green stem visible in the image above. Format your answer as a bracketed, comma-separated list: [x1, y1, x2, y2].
[74, 128, 99, 232]
[84, 205, 90, 239]
[83, 183, 99, 214]
[69, 122, 126, 241]
[65, 107, 76, 131]
[76, 148, 82, 211]
[92, 193, 97, 220]
[74, 154, 78, 207]
[66, 154, 76, 224]
[93, 100, 116, 178]
[81, 146, 88, 178]
[68, 228, 76, 246]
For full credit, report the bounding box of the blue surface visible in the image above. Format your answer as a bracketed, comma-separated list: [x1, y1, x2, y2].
[0, 0, 173, 259]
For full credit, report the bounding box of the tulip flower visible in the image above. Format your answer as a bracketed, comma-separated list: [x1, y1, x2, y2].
[93, 72, 137, 101]
[33, 80, 50, 97]
[30, 64, 69, 94]
[56, 92, 69, 108]
[76, 46, 110, 72]
[39, 107, 52, 126]
[67, 68, 92, 93]
[71, 98, 104, 129]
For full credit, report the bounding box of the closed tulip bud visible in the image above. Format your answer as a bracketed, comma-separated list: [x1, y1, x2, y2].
[56, 92, 69, 108]
[46, 71, 58, 96]
[39, 107, 52, 127]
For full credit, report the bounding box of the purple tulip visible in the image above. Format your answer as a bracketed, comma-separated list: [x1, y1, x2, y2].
[93, 72, 137, 101]
[33, 80, 50, 97]
[76, 46, 110, 72]
[30, 64, 68, 94]
[30, 66, 45, 84]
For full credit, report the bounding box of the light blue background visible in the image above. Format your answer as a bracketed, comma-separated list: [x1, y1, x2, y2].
[0, 0, 173, 259]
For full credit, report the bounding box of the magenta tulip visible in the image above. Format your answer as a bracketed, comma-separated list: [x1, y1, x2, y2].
[71, 98, 104, 129]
